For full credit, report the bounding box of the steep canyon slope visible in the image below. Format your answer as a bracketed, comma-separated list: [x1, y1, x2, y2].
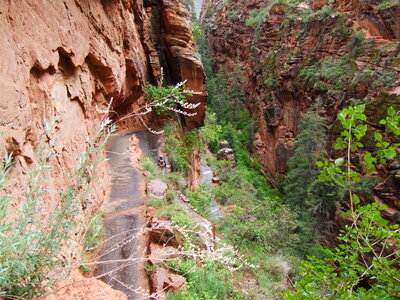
[202, 0, 400, 210]
[0, 0, 206, 220]
[0, 0, 205, 296]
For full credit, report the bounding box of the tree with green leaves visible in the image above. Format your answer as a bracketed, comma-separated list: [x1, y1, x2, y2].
[284, 111, 339, 253]
[284, 105, 400, 299]
[284, 111, 328, 206]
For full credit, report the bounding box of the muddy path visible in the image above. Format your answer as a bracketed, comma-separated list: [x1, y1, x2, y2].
[97, 130, 160, 299]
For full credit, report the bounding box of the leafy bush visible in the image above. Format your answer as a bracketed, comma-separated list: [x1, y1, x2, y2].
[168, 265, 235, 300]
[187, 185, 212, 215]
[164, 126, 201, 174]
[171, 211, 193, 228]
[0, 118, 114, 298]
[84, 212, 105, 252]
[144, 82, 190, 115]
[285, 105, 400, 298]
[141, 156, 157, 174]
[300, 57, 352, 91]
[148, 197, 165, 208]
[246, 6, 270, 27]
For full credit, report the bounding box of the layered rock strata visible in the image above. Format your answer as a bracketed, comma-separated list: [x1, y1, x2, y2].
[0, 0, 206, 219]
[202, 0, 400, 209]
[0, 0, 206, 296]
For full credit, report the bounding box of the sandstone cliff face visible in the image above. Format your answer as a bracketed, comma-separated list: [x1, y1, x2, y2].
[202, 1, 399, 169]
[202, 0, 399, 211]
[0, 0, 206, 217]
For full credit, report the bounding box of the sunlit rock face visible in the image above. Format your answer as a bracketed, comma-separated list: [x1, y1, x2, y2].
[0, 0, 206, 222]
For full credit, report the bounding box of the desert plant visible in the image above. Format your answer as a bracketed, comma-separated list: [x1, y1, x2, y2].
[84, 212, 105, 252]
[0, 118, 115, 298]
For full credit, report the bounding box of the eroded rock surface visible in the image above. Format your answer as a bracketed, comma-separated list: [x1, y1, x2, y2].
[0, 0, 206, 219]
[149, 267, 186, 300]
[202, 0, 400, 210]
[202, 0, 400, 179]
[216, 140, 236, 166]
[0, 0, 206, 297]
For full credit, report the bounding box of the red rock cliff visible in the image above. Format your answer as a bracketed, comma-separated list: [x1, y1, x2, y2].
[0, 0, 206, 227]
[202, 0, 399, 177]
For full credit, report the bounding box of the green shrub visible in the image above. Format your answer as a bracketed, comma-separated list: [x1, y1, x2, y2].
[164, 258, 196, 275]
[148, 197, 165, 208]
[166, 189, 177, 203]
[165, 171, 186, 190]
[144, 82, 190, 115]
[141, 157, 157, 174]
[84, 212, 105, 252]
[187, 185, 212, 215]
[168, 265, 235, 300]
[0, 118, 114, 298]
[285, 105, 400, 298]
[171, 211, 193, 228]
[157, 202, 184, 220]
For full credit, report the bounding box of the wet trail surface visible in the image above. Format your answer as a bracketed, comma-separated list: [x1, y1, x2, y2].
[98, 130, 160, 299]
[200, 158, 223, 219]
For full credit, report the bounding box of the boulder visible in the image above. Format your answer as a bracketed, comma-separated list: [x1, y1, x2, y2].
[176, 190, 190, 203]
[216, 141, 236, 166]
[150, 267, 186, 299]
[149, 221, 181, 248]
[212, 177, 220, 184]
[146, 206, 158, 219]
[148, 243, 179, 266]
[148, 180, 168, 199]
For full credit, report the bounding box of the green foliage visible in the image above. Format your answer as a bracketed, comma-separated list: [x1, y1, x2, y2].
[208, 157, 298, 255]
[192, 22, 202, 45]
[245, 0, 338, 28]
[284, 111, 328, 206]
[164, 171, 186, 190]
[141, 156, 157, 174]
[164, 112, 222, 174]
[166, 189, 177, 203]
[0, 118, 115, 298]
[148, 197, 165, 208]
[84, 212, 105, 252]
[171, 211, 193, 228]
[300, 56, 353, 94]
[164, 126, 200, 174]
[199, 112, 223, 151]
[252, 255, 292, 296]
[371, 70, 398, 91]
[168, 265, 235, 300]
[286, 105, 400, 298]
[348, 31, 366, 57]
[164, 258, 196, 275]
[144, 81, 190, 115]
[208, 66, 247, 127]
[157, 202, 185, 220]
[379, 106, 400, 135]
[195, 20, 307, 297]
[246, 6, 271, 27]
[284, 111, 340, 255]
[353, 177, 381, 200]
[187, 185, 212, 215]
[359, 0, 399, 10]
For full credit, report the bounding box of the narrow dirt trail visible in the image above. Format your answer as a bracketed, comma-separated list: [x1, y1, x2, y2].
[97, 130, 160, 299]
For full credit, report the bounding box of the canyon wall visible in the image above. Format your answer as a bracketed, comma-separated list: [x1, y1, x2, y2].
[202, 0, 399, 209]
[0, 0, 205, 246]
